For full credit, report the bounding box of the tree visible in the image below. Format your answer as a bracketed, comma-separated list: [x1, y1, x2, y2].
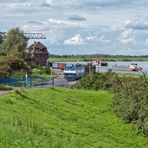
[0, 28, 33, 76]
[0, 34, 4, 55]
[0, 35, 3, 44]
[2, 27, 27, 54]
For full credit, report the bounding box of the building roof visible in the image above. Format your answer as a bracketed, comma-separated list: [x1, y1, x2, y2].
[31, 42, 46, 49]
[28, 41, 49, 54]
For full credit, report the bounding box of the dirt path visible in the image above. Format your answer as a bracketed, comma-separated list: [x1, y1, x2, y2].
[0, 90, 11, 96]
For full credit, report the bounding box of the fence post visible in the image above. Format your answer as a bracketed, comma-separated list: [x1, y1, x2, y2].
[41, 78, 43, 88]
[52, 77, 54, 86]
[23, 77, 27, 87]
[30, 77, 32, 88]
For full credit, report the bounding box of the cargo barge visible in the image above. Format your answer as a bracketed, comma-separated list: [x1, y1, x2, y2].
[92, 60, 108, 66]
[112, 64, 143, 71]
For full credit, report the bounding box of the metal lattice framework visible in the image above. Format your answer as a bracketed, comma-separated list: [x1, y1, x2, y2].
[23, 33, 46, 39]
[0, 32, 46, 39]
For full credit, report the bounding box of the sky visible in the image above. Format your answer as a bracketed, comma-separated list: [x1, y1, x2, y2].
[1, 0, 148, 55]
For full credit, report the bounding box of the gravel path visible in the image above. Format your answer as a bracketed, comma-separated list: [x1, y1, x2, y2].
[0, 90, 11, 96]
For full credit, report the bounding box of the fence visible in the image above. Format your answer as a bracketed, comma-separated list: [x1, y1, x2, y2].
[0, 77, 54, 88]
[0, 77, 20, 87]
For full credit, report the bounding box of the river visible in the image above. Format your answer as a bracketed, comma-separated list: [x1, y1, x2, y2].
[60, 61, 148, 75]
[96, 61, 148, 75]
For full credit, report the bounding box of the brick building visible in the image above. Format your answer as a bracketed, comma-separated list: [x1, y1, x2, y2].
[27, 42, 49, 66]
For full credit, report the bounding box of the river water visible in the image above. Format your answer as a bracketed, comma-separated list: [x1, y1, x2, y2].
[61, 61, 148, 75]
[96, 61, 148, 75]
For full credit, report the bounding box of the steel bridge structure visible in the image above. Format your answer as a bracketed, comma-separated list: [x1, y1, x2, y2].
[23, 33, 46, 39]
[0, 32, 46, 40]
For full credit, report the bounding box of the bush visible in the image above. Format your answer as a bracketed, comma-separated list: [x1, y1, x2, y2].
[74, 72, 148, 136]
[0, 54, 30, 77]
[0, 85, 13, 90]
[32, 66, 51, 75]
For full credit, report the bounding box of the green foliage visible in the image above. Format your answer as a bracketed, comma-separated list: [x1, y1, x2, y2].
[48, 54, 148, 62]
[112, 75, 148, 135]
[0, 53, 30, 77]
[0, 88, 148, 147]
[0, 85, 13, 90]
[32, 66, 51, 75]
[74, 72, 148, 136]
[74, 71, 115, 91]
[1, 28, 27, 54]
[0, 35, 3, 44]
[0, 28, 34, 76]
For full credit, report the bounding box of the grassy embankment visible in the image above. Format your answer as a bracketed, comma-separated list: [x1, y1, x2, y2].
[0, 87, 148, 147]
[48, 56, 148, 62]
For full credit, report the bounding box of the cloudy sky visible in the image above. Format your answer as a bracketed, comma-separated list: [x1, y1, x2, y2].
[1, 0, 148, 55]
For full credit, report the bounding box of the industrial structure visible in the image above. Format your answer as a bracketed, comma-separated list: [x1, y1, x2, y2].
[0, 32, 46, 40]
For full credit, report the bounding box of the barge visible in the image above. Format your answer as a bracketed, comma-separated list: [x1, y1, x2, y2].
[112, 64, 143, 71]
[92, 60, 108, 66]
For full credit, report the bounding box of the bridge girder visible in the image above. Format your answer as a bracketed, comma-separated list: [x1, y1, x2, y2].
[23, 33, 46, 39]
[0, 32, 46, 40]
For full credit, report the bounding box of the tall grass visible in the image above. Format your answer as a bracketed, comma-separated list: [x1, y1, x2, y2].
[0, 87, 148, 147]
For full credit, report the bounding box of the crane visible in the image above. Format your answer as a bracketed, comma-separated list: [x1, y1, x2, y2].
[0, 32, 46, 40]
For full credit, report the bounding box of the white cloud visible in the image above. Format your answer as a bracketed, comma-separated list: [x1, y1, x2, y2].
[120, 29, 135, 44]
[64, 34, 84, 45]
[97, 35, 111, 43]
[85, 35, 111, 43]
[22, 18, 84, 32]
[85, 36, 97, 41]
[145, 39, 148, 45]
[45, 0, 52, 5]
[124, 19, 148, 30]
[47, 18, 84, 27]
[21, 23, 49, 32]
[0, 2, 31, 8]
[40, 0, 52, 7]
[64, 34, 111, 45]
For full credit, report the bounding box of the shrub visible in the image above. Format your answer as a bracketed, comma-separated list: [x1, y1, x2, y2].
[32, 66, 51, 75]
[0, 85, 13, 90]
[74, 72, 148, 136]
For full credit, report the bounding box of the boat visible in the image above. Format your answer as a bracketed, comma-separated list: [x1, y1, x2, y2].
[112, 64, 143, 71]
[92, 60, 108, 66]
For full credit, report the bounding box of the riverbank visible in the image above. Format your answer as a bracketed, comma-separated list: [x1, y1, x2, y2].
[48, 55, 148, 62]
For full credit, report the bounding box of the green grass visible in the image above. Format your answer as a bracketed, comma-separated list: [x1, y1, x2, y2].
[0, 87, 148, 147]
[48, 57, 84, 62]
[48, 57, 148, 62]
